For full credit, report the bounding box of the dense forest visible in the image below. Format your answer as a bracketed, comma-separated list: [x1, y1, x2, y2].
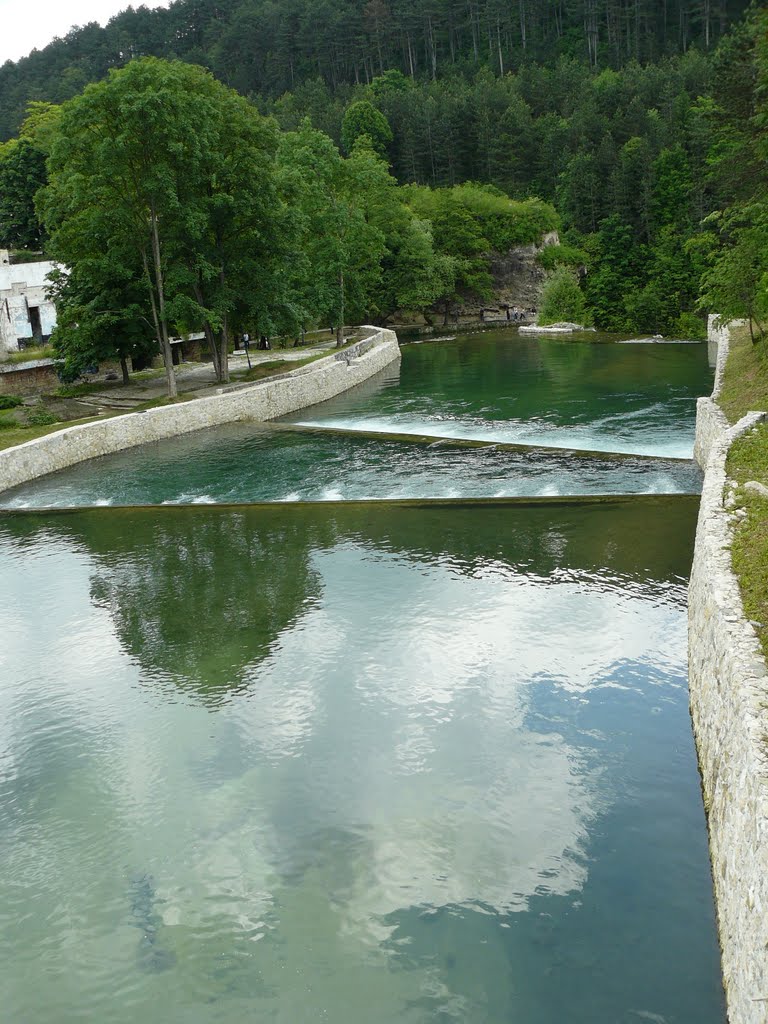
[0, 0, 765, 356]
[0, 0, 750, 139]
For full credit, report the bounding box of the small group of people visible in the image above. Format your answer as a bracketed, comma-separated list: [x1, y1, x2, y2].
[507, 306, 533, 322]
[477, 305, 535, 323]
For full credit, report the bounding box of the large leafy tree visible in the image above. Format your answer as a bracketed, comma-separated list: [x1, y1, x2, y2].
[0, 140, 48, 250]
[697, 6, 768, 343]
[47, 260, 158, 384]
[278, 121, 385, 344]
[341, 100, 393, 157]
[0, 102, 61, 251]
[40, 58, 284, 394]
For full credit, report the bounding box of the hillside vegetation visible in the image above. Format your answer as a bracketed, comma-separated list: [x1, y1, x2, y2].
[0, 0, 765, 348]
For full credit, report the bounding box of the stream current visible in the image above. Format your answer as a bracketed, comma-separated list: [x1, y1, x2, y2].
[0, 329, 725, 1022]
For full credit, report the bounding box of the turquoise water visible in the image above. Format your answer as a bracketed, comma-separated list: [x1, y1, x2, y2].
[1, 424, 701, 508]
[286, 330, 713, 458]
[0, 330, 723, 1022]
[0, 502, 723, 1023]
[2, 331, 707, 508]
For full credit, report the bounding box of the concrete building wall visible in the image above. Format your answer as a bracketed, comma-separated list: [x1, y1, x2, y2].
[0, 250, 59, 357]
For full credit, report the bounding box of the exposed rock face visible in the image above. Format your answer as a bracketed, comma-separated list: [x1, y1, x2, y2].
[462, 233, 560, 322]
[488, 235, 557, 312]
[398, 232, 560, 326]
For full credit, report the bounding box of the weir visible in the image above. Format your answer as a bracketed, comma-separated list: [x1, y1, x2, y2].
[0, 326, 726, 1024]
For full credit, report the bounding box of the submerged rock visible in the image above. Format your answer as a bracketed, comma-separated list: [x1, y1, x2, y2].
[128, 872, 176, 972]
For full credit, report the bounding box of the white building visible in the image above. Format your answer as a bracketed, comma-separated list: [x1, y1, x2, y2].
[0, 249, 59, 359]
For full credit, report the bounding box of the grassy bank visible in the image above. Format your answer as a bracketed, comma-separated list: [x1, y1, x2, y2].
[0, 341, 353, 454]
[718, 324, 768, 423]
[720, 324, 768, 658]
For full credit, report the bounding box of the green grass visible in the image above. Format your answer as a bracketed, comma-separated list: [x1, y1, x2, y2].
[0, 338, 363, 454]
[721, 324, 768, 660]
[232, 353, 327, 383]
[4, 345, 55, 364]
[717, 325, 768, 424]
[0, 412, 115, 451]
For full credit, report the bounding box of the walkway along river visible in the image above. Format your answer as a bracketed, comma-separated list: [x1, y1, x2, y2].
[0, 326, 726, 1023]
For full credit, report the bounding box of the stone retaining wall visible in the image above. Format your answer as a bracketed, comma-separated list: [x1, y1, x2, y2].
[0, 327, 400, 496]
[689, 319, 768, 1024]
[0, 360, 59, 396]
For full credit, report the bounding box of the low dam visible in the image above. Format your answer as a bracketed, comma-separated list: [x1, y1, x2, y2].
[0, 326, 726, 1023]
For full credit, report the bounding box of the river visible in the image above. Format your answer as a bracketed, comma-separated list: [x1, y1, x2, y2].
[0, 328, 724, 1023]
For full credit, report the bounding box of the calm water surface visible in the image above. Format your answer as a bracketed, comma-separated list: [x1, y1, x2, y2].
[0, 329, 723, 1022]
[0, 503, 723, 1023]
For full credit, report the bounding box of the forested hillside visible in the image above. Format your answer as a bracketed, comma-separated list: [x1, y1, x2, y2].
[0, 0, 750, 141]
[0, 0, 765, 344]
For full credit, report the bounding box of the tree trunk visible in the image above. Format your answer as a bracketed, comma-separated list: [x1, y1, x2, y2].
[120, 355, 130, 385]
[336, 269, 345, 347]
[141, 248, 168, 386]
[219, 313, 230, 384]
[519, 0, 527, 50]
[203, 321, 221, 379]
[149, 203, 177, 398]
[217, 267, 230, 384]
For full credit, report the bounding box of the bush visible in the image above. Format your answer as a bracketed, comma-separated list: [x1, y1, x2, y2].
[538, 268, 592, 326]
[672, 312, 706, 340]
[0, 394, 23, 409]
[537, 242, 587, 271]
[26, 407, 57, 426]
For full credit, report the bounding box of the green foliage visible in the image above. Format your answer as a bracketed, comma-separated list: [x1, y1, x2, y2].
[0, 395, 23, 409]
[537, 243, 586, 271]
[25, 406, 57, 426]
[538, 268, 591, 327]
[0, 0, 747, 144]
[0, 2, 757, 341]
[0, 102, 61, 250]
[0, 138, 47, 249]
[42, 58, 285, 391]
[672, 312, 706, 341]
[697, 7, 768, 344]
[341, 101, 392, 157]
[699, 222, 768, 342]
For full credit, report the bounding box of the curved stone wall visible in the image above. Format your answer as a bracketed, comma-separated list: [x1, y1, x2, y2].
[0, 327, 400, 496]
[689, 319, 768, 1024]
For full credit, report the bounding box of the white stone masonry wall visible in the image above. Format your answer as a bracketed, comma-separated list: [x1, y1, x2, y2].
[0, 328, 400, 496]
[689, 318, 768, 1024]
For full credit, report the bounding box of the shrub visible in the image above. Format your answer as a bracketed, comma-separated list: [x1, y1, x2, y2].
[538, 267, 592, 326]
[537, 242, 587, 271]
[26, 407, 57, 426]
[0, 394, 23, 409]
[672, 312, 706, 340]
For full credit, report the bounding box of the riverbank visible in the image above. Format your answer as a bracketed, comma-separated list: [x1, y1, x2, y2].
[689, 316, 768, 1024]
[0, 327, 400, 495]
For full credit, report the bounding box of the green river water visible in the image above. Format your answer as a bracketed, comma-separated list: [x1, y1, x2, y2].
[0, 329, 724, 1022]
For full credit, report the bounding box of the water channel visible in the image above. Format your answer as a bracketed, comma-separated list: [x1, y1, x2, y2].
[0, 328, 724, 1022]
